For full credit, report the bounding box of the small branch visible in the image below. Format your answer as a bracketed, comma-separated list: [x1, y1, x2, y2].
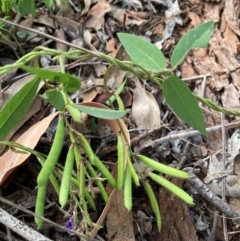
[138, 121, 240, 153]
[0, 197, 98, 241]
[0, 207, 53, 241]
[184, 168, 240, 219]
[207, 211, 219, 241]
[221, 113, 229, 241]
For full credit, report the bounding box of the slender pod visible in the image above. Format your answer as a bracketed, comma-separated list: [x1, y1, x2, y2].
[84, 189, 96, 210]
[127, 151, 140, 186]
[59, 145, 75, 208]
[86, 162, 109, 203]
[124, 164, 132, 211]
[37, 116, 65, 186]
[94, 155, 117, 188]
[144, 181, 162, 231]
[35, 183, 47, 228]
[66, 104, 81, 122]
[148, 172, 194, 205]
[117, 134, 125, 191]
[79, 162, 85, 199]
[137, 154, 189, 179]
[38, 157, 60, 195]
[78, 133, 95, 164]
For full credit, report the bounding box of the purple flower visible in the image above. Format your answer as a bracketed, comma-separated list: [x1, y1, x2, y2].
[65, 217, 74, 234]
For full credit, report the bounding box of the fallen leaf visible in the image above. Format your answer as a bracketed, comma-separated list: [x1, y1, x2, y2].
[0, 112, 59, 186]
[85, 1, 111, 30]
[110, 6, 145, 26]
[81, 0, 92, 16]
[131, 78, 161, 129]
[106, 191, 135, 241]
[224, 0, 240, 36]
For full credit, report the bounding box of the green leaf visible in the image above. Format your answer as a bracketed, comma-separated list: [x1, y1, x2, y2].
[163, 76, 207, 135]
[171, 21, 214, 68]
[117, 33, 166, 72]
[0, 77, 41, 140]
[71, 104, 128, 119]
[43, 0, 54, 8]
[20, 66, 81, 92]
[40, 89, 65, 111]
[18, 0, 36, 15]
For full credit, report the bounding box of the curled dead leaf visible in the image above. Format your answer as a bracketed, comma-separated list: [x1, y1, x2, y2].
[0, 112, 59, 186]
[85, 1, 111, 30]
[130, 78, 161, 129]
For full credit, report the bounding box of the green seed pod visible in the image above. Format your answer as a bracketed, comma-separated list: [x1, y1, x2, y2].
[35, 183, 47, 229]
[127, 151, 140, 186]
[37, 116, 65, 186]
[144, 181, 162, 231]
[86, 162, 109, 203]
[117, 134, 125, 191]
[59, 145, 75, 208]
[148, 172, 194, 205]
[78, 133, 95, 164]
[79, 162, 85, 199]
[84, 189, 96, 210]
[94, 155, 117, 188]
[138, 154, 189, 179]
[124, 164, 132, 211]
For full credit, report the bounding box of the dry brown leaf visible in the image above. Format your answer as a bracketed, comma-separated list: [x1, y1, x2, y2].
[56, 28, 68, 64]
[85, 0, 111, 30]
[34, 14, 56, 29]
[84, 30, 96, 51]
[131, 79, 161, 129]
[224, 0, 240, 36]
[0, 112, 59, 186]
[204, 3, 222, 22]
[221, 84, 240, 109]
[222, 21, 239, 53]
[18, 16, 34, 29]
[107, 37, 117, 56]
[51, 15, 82, 37]
[106, 191, 135, 241]
[80, 78, 103, 103]
[93, 64, 106, 77]
[55, 0, 74, 18]
[81, 0, 92, 16]
[110, 6, 145, 26]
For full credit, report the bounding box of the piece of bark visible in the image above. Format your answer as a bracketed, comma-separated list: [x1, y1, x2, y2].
[158, 178, 199, 241]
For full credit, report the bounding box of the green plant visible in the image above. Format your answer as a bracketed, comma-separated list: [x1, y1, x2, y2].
[0, 20, 231, 234]
[0, 0, 16, 15]
[17, 0, 54, 16]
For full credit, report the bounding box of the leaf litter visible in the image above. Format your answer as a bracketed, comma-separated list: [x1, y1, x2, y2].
[1, 0, 240, 240]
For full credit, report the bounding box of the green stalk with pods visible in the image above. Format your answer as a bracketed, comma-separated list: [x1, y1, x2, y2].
[86, 162, 109, 204]
[93, 155, 117, 188]
[0, 20, 220, 234]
